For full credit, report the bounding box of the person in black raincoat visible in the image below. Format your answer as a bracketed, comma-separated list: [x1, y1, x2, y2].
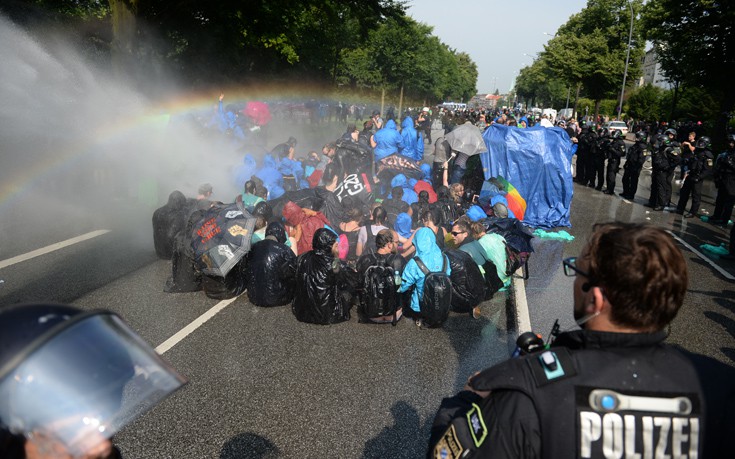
[620, 131, 650, 199]
[152, 190, 189, 259]
[444, 249, 486, 315]
[246, 222, 297, 307]
[292, 228, 357, 324]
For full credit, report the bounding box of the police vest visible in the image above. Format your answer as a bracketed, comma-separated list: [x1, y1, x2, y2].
[468, 332, 705, 459]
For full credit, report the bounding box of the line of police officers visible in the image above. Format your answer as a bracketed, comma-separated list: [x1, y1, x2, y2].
[574, 125, 734, 220]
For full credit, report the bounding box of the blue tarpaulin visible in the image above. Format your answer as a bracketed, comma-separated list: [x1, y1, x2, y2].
[480, 125, 575, 228]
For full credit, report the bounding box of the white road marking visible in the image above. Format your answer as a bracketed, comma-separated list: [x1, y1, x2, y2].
[668, 231, 735, 281]
[0, 230, 110, 270]
[513, 270, 532, 334]
[155, 297, 239, 354]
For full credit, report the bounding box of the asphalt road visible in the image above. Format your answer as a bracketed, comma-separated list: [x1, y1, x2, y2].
[1, 154, 734, 458]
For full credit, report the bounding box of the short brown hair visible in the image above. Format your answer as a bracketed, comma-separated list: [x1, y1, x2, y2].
[585, 223, 688, 332]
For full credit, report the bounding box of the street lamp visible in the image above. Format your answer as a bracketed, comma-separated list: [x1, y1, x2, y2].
[617, 2, 634, 119]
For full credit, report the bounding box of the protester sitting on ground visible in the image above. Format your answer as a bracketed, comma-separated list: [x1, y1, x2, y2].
[429, 222, 735, 458]
[414, 163, 438, 203]
[420, 209, 447, 250]
[410, 191, 432, 229]
[152, 190, 189, 260]
[394, 212, 416, 258]
[315, 162, 344, 227]
[444, 249, 486, 318]
[356, 229, 407, 323]
[239, 180, 264, 212]
[338, 206, 363, 265]
[275, 138, 303, 192]
[292, 228, 356, 324]
[356, 205, 389, 256]
[195, 183, 214, 210]
[246, 221, 297, 307]
[250, 201, 274, 244]
[383, 186, 411, 228]
[390, 173, 418, 205]
[282, 201, 329, 254]
[398, 227, 451, 326]
[473, 221, 510, 289]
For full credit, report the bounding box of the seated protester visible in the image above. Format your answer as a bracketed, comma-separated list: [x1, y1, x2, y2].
[394, 212, 416, 258]
[275, 138, 303, 192]
[152, 190, 188, 260]
[283, 201, 329, 255]
[239, 180, 264, 213]
[356, 229, 408, 323]
[382, 186, 411, 228]
[465, 204, 488, 223]
[472, 221, 510, 289]
[398, 227, 451, 327]
[315, 162, 344, 228]
[444, 249, 486, 317]
[246, 222, 297, 307]
[338, 207, 363, 266]
[391, 174, 418, 205]
[249, 202, 273, 244]
[292, 228, 356, 324]
[449, 182, 470, 215]
[302, 151, 321, 188]
[433, 185, 459, 230]
[420, 209, 447, 250]
[255, 154, 283, 199]
[452, 219, 503, 298]
[410, 191, 432, 229]
[164, 208, 206, 293]
[356, 206, 389, 256]
[414, 163, 438, 203]
[232, 153, 257, 191]
[373, 119, 404, 163]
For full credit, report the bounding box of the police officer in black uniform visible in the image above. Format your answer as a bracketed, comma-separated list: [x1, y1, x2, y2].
[603, 130, 626, 195]
[592, 127, 609, 190]
[428, 222, 735, 459]
[575, 121, 593, 185]
[711, 135, 735, 226]
[676, 136, 714, 217]
[620, 131, 649, 199]
[651, 128, 680, 210]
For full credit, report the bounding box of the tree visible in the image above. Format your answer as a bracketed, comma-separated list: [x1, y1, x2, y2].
[642, 0, 734, 146]
[627, 84, 663, 121]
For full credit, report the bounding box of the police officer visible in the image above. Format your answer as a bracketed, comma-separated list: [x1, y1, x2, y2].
[603, 130, 626, 195]
[427, 222, 735, 459]
[676, 136, 714, 217]
[575, 121, 593, 185]
[711, 135, 735, 226]
[651, 128, 681, 210]
[620, 131, 650, 199]
[592, 127, 608, 190]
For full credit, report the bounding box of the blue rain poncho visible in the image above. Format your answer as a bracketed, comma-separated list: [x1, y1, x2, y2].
[373, 119, 404, 161]
[400, 116, 425, 162]
[399, 227, 451, 313]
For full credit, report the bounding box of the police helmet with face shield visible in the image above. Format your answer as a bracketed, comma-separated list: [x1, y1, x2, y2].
[635, 131, 646, 141]
[696, 136, 711, 149]
[0, 303, 186, 456]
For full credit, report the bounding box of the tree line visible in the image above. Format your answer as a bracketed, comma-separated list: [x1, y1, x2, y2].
[513, 0, 733, 146]
[1, 0, 477, 106]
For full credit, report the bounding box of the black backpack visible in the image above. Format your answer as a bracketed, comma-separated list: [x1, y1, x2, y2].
[363, 224, 378, 254]
[414, 256, 452, 327]
[360, 265, 400, 324]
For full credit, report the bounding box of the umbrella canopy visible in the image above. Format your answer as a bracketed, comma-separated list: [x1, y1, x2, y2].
[242, 101, 272, 126]
[495, 175, 526, 220]
[190, 201, 257, 277]
[444, 121, 488, 156]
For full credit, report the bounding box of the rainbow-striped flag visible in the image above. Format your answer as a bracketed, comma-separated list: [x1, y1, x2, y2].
[497, 175, 526, 220]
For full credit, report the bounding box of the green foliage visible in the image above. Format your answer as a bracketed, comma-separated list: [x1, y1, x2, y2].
[627, 84, 663, 120]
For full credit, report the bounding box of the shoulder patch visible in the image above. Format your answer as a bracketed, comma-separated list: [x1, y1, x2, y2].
[527, 348, 577, 387]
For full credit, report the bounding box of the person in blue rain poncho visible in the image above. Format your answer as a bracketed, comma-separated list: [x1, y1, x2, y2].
[233, 153, 257, 189]
[390, 174, 418, 205]
[255, 154, 284, 199]
[400, 115, 424, 162]
[398, 227, 451, 316]
[373, 119, 404, 162]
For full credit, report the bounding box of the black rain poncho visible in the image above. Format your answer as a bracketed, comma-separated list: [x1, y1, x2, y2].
[246, 222, 296, 307]
[152, 191, 188, 259]
[292, 228, 356, 324]
[445, 249, 486, 313]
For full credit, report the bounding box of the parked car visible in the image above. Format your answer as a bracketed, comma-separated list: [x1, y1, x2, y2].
[604, 121, 629, 136]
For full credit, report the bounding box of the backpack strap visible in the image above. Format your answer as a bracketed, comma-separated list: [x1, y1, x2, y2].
[414, 256, 430, 275]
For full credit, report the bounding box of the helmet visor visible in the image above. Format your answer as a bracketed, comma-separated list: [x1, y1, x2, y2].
[0, 312, 186, 456]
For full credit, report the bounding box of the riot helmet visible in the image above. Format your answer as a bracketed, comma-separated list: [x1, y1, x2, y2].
[611, 130, 623, 139]
[664, 128, 677, 138]
[635, 131, 646, 141]
[695, 136, 711, 149]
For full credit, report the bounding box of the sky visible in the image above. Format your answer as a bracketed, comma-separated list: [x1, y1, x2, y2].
[406, 0, 589, 95]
